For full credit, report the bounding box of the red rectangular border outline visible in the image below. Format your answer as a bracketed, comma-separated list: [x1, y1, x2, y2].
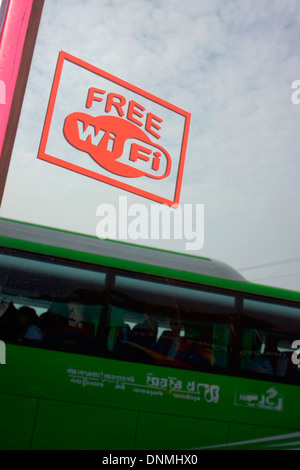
[38, 50, 191, 207]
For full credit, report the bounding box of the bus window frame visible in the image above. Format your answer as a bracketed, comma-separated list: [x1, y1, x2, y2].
[238, 292, 300, 384]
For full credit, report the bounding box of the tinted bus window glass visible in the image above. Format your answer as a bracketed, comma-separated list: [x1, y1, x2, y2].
[107, 275, 236, 371]
[240, 298, 300, 381]
[0, 253, 106, 354]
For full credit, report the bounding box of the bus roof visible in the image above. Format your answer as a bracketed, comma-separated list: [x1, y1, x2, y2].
[0, 217, 299, 303]
[0, 217, 245, 280]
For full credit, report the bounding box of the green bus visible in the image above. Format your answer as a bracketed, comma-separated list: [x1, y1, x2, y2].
[0, 217, 300, 450]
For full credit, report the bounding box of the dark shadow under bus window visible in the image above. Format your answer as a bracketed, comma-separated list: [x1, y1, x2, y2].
[106, 275, 236, 372]
[0, 252, 106, 355]
[240, 299, 300, 382]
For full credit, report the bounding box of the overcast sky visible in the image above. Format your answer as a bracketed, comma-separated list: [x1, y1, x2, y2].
[1, 0, 300, 291]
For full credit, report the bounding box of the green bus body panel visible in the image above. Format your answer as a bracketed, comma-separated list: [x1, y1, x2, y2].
[0, 345, 299, 449]
[33, 401, 138, 450]
[0, 393, 37, 450]
[135, 413, 229, 450]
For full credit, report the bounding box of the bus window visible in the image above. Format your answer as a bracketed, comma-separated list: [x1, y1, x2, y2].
[0, 253, 106, 354]
[240, 298, 300, 381]
[106, 274, 236, 371]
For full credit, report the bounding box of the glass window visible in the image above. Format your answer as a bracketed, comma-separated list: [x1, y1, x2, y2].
[0, 0, 9, 38]
[106, 275, 236, 371]
[240, 298, 300, 381]
[0, 253, 106, 355]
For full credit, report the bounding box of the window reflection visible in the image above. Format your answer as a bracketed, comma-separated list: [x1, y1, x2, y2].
[106, 275, 235, 371]
[0, 253, 105, 354]
[240, 299, 300, 381]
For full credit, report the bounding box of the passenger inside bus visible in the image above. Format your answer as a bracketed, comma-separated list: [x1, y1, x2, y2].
[67, 301, 85, 328]
[247, 335, 285, 376]
[263, 335, 288, 376]
[0, 300, 43, 343]
[41, 300, 96, 354]
[18, 306, 43, 341]
[181, 324, 213, 368]
[129, 314, 158, 361]
[157, 319, 182, 359]
[241, 329, 299, 379]
[0, 299, 20, 341]
[105, 318, 132, 358]
[156, 319, 214, 369]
